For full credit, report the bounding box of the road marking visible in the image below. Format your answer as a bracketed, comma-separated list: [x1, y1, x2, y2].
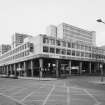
[12, 84, 41, 96]
[20, 85, 45, 102]
[0, 93, 25, 105]
[42, 85, 55, 105]
[67, 87, 70, 105]
[83, 89, 101, 105]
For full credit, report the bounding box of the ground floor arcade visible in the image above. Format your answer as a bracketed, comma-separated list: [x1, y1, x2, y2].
[0, 58, 104, 78]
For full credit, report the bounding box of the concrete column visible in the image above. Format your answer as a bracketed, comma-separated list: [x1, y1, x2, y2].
[69, 60, 71, 76]
[94, 63, 98, 74]
[4, 66, 6, 74]
[1, 66, 3, 74]
[39, 59, 43, 78]
[10, 65, 12, 75]
[79, 62, 82, 75]
[98, 62, 100, 71]
[14, 64, 16, 76]
[2, 66, 4, 74]
[56, 60, 59, 78]
[6, 66, 9, 75]
[30, 60, 34, 77]
[23, 61, 27, 76]
[5, 66, 7, 74]
[18, 63, 21, 76]
[89, 62, 91, 74]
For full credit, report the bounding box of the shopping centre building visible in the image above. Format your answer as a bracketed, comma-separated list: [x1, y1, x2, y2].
[0, 23, 105, 78]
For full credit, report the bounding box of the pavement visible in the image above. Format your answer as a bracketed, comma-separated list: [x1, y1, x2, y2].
[0, 76, 105, 105]
[18, 76, 57, 81]
[85, 76, 105, 84]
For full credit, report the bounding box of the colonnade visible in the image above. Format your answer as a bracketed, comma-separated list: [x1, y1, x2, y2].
[0, 58, 104, 78]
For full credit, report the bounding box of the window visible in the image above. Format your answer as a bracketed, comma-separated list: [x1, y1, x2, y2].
[68, 42, 71, 48]
[25, 50, 30, 56]
[81, 45, 84, 50]
[85, 46, 90, 51]
[72, 50, 75, 56]
[49, 39, 55, 45]
[20, 46, 23, 51]
[43, 46, 49, 52]
[76, 44, 80, 49]
[72, 43, 75, 48]
[89, 47, 91, 51]
[43, 37, 49, 44]
[29, 43, 34, 52]
[85, 53, 90, 57]
[76, 51, 80, 56]
[56, 40, 61, 46]
[61, 49, 66, 55]
[24, 44, 27, 49]
[81, 52, 84, 57]
[62, 41, 66, 47]
[50, 47, 55, 53]
[56, 48, 61, 54]
[67, 50, 71, 55]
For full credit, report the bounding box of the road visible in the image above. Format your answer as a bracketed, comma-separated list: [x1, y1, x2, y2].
[0, 76, 105, 105]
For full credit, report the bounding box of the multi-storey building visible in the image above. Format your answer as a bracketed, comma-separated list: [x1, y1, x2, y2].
[0, 44, 11, 56]
[0, 23, 104, 78]
[11, 33, 32, 48]
[0, 34, 105, 77]
[57, 23, 96, 46]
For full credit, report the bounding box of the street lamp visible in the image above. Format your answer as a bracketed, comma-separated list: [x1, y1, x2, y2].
[96, 18, 105, 82]
[100, 64, 104, 82]
[96, 19, 105, 24]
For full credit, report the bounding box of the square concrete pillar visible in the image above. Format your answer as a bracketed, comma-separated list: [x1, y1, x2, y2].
[69, 61, 71, 76]
[14, 64, 16, 76]
[89, 62, 91, 74]
[23, 61, 27, 76]
[30, 60, 34, 77]
[18, 63, 21, 76]
[10, 65, 12, 75]
[39, 59, 43, 78]
[56, 60, 59, 78]
[79, 62, 82, 75]
[6, 66, 9, 75]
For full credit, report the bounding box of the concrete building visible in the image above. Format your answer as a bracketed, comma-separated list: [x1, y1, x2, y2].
[0, 44, 11, 55]
[0, 23, 104, 78]
[0, 34, 105, 78]
[11, 33, 32, 48]
[57, 23, 96, 46]
[46, 25, 57, 37]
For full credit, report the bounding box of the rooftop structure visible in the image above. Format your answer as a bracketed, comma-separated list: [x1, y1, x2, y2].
[47, 23, 96, 46]
[11, 33, 32, 48]
[46, 25, 57, 37]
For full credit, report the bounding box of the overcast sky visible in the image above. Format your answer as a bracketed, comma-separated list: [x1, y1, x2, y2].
[0, 0, 105, 46]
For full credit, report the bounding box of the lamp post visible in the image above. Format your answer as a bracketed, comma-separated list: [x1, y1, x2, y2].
[96, 19, 105, 24]
[96, 18, 105, 82]
[100, 64, 104, 82]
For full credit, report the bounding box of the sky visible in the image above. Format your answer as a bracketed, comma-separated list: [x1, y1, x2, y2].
[0, 0, 105, 46]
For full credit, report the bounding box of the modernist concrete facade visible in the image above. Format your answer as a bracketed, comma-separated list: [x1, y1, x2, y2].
[11, 33, 32, 48]
[47, 23, 96, 46]
[0, 44, 11, 56]
[0, 23, 105, 78]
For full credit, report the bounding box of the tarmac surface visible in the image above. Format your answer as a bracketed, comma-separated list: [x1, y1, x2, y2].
[0, 76, 105, 105]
